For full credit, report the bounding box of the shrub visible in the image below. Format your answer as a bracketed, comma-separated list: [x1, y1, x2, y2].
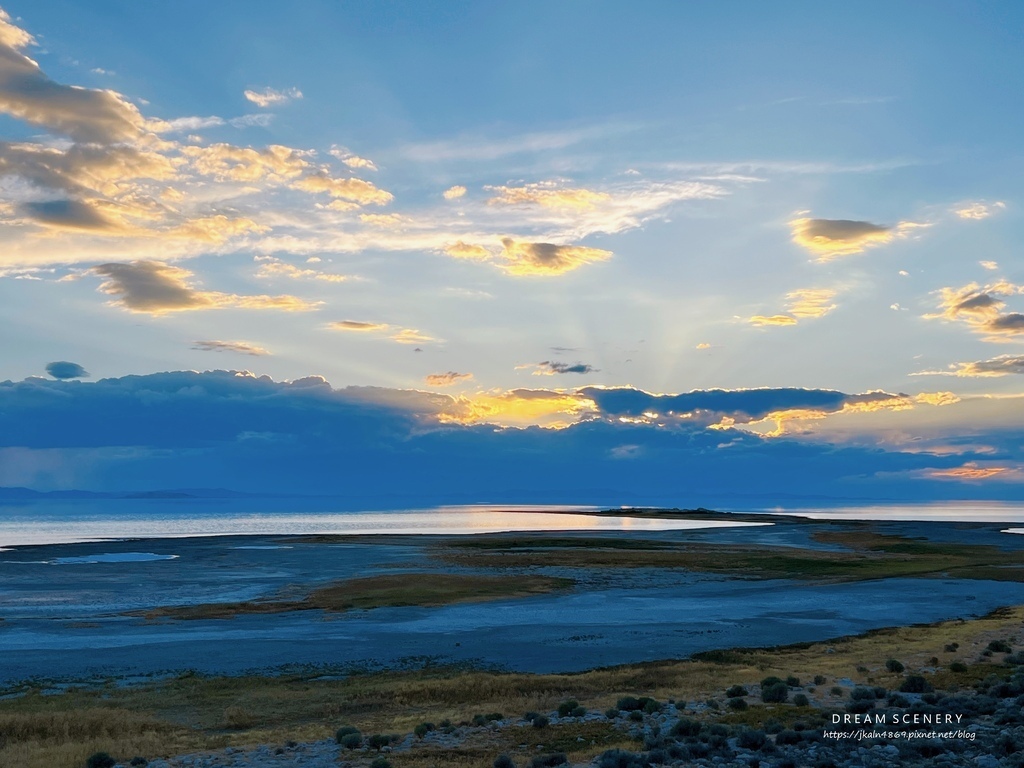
[524, 711, 540, 722]
[792, 693, 809, 707]
[829, 686, 843, 697]
[528, 753, 568, 768]
[989, 640, 1013, 653]
[813, 675, 827, 685]
[597, 749, 647, 768]
[414, 722, 432, 738]
[776, 730, 802, 745]
[557, 699, 579, 717]
[628, 710, 644, 722]
[367, 734, 391, 750]
[726, 685, 748, 698]
[532, 715, 549, 729]
[86, 755, 116, 768]
[494, 755, 517, 768]
[945, 642, 959, 652]
[736, 729, 767, 750]
[616, 696, 642, 711]
[873, 686, 887, 698]
[670, 717, 701, 738]
[846, 699, 874, 714]
[129, 760, 148, 768]
[899, 675, 932, 693]
[338, 733, 361, 749]
[369, 759, 392, 768]
[605, 707, 619, 719]
[950, 662, 968, 673]
[885, 659, 905, 673]
[929, 656, 939, 666]
[728, 697, 748, 710]
[336, 726, 360, 742]
[643, 698, 661, 714]
[850, 687, 876, 701]
[785, 676, 800, 687]
[762, 682, 788, 703]
[760, 676, 783, 688]
[570, 705, 586, 717]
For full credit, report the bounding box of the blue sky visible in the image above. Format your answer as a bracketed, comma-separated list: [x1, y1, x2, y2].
[2, 2, 1024, 498]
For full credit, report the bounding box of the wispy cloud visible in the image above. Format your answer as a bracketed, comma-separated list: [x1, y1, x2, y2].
[519, 361, 599, 376]
[243, 87, 303, 108]
[191, 340, 270, 356]
[425, 371, 474, 387]
[954, 201, 1005, 220]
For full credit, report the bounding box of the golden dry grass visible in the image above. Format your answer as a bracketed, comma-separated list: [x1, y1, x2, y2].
[4, 605, 1024, 768]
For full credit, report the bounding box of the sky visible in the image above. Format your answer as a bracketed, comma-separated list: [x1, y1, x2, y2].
[2, 1, 1024, 502]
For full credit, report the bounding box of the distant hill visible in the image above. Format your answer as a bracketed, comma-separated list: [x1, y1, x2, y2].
[0, 487, 270, 500]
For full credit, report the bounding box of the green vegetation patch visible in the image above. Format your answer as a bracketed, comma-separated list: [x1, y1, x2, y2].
[130, 573, 574, 620]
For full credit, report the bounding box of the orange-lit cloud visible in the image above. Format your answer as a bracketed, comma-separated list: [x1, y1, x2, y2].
[926, 280, 1024, 341]
[425, 371, 474, 387]
[443, 185, 467, 200]
[916, 354, 1024, 378]
[786, 288, 837, 318]
[391, 328, 436, 344]
[498, 238, 612, 276]
[487, 182, 612, 210]
[748, 314, 797, 327]
[443, 241, 492, 261]
[330, 320, 389, 332]
[790, 217, 924, 260]
[439, 389, 598, 428]
[928, 463, 1017, 481]
[92, 261, 321, 315]
[255, 258, 350, 282]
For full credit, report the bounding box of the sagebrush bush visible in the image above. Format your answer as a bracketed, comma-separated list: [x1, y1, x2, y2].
[86, 754, 116, 768]
[899, 675, 932, 694]
[726, 685, 747, 698]
[494, 754, 516, 768]
[989, 640, 1013, 653]
[762, 682, 788, 703]
[532, 715, 549, 729]
[728, 697, 748, 711]
[557, 699, 579, 717]
[528, 753, 568, 768]
[369, 759, 391, 768]
[885, 659, 905, 673]
[792, 693, 809, 707]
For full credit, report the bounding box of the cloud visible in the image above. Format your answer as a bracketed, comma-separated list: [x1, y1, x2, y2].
[926, 280, 1024, 341]
[243, 87, 303, 108]
[328, 146, 377, 171]
[928, 463, 1018, 481]
[487, 182, 612, 210]
[425, 371, 474, 387]
[696, 343, 711, 350]
[291, 171, 394, 206]
[330, 320, 389, 332]
[92, 260, 321, 315]
[391, 328, 436, 344]
[980, 261, 999, 270]
[790, 217, 922, 260]
[442, 241, 492, 261]
[191, 340, 270, 356]
[917, 355, 1024, 378]
[522, 361, 599, 376]
[443, 185, 467, 200]
[255, 257, 350, 282]
[181, 143, 309, 182]
[748, 314, 797, 327]
[0, 10, 146, 143]
[359, 213, 408, 228]
[498, 238, 612, 276]
[4, 372, 1015, 501]
[45, 361, 88, 379]
[785, 288, 837, 318]
[955, 201, 1005, 220]
[19, 198, 118, 231]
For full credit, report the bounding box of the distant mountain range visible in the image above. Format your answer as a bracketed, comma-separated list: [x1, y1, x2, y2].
[0, 487, 270, 500]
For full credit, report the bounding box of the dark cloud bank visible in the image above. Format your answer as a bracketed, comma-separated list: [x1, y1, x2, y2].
[0, 371, 1018, 505]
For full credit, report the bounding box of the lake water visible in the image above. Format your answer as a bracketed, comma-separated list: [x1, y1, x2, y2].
[3, 498, 1024, 548]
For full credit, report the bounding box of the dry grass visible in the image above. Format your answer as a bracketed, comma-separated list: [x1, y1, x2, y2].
[434, 527, 1024, 583]
[130, 573, 573, 620]
[5, 605, 1024, 768]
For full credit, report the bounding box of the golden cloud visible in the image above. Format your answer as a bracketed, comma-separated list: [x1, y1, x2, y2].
[330, 320, 389, 332]
[929, 463, 1016, 481]
[487, 182, 612, 210]
[443, 185, 467, 200]
[498, 238, 612, 276]
[292, 172, 393, 205]
[243, 87, 302, 108]
[790, 217, 923, 260]
[391, 328, 436, 344]
[785, 288, 837, 319]
[192, 340, 270, 356]
[748, 314, 798, 327]
[181, 143, 309, 182]
[256, 258, 350, 282]
[439, 389, 597, 428]
[425, 371, 474, 387]
[92, 260, 320, 315]
[443, 241, 492, 261]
